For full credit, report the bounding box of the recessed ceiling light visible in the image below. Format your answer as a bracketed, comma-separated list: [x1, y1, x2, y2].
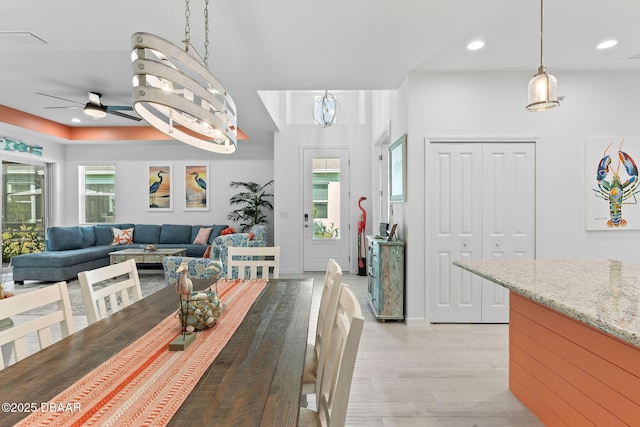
[467, 40, 485, 51]
[597, 39, 618, 50]
[71, 118, 81, 123]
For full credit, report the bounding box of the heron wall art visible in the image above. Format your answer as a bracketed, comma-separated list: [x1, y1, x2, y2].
[148, 165, 172, 210]
[185, 164, 209, 210]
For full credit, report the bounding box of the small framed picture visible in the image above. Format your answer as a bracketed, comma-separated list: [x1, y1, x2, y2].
[148, 164, 173, 211]
[185, 163, 209, 211]
[389, 134, 407, 202]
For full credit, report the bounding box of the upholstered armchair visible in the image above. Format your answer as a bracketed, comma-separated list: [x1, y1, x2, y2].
[163, 256, 221, 288]
[164, 232, 250, 283]
[211, 233, 250, 278]
[248, 224, 267, 248]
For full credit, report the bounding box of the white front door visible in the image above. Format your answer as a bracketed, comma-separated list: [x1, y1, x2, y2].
[429, 142, 536, 323]
[302, 148, 351, 271]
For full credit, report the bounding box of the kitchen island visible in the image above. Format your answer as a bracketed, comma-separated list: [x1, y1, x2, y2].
[454, 259, 640, 426]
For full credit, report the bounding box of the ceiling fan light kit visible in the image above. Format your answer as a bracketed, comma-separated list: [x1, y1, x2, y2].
[39, 91, 141, 121]
[526, 0, 559, 111]
[130, 0, 237, 154]
[83, 103, 107, 118]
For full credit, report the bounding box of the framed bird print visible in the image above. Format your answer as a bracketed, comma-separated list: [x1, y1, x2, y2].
[148, 164, 173, 211]
[185, 163, 209, 211]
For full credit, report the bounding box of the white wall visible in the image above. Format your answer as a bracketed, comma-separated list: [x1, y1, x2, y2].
[401, 70, 640, 325]
[62, 140, 275, 242]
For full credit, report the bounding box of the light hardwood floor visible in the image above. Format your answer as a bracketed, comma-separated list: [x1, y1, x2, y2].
[296, 272, 543, 427]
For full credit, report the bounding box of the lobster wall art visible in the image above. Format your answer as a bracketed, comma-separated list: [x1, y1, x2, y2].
[591, 139, 639, 228]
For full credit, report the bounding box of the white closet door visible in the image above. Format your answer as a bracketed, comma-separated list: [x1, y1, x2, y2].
[481, 143, 536, 322]
[429, 142, 536, 323]
[429, 143, 483, 322]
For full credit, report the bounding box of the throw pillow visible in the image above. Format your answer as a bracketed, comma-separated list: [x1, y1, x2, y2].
[203, 245, 212, 258]
[111, 227, 134, 245]
[248, 232, 255, 240]
[193, 227, 212, 245]
[221, 227, 235, 235]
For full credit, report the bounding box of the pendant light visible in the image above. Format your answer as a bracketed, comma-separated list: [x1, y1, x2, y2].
[313, 90, 337, 128]
[131, 0, 237, 153]
[526, 0, 559, 111]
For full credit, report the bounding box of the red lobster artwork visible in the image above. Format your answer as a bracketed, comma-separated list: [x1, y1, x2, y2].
[357, 196, 367, 268]
[593, 140, 639, 227]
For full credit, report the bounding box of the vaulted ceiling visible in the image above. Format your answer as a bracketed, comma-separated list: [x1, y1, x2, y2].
[1, 0, 639, 147]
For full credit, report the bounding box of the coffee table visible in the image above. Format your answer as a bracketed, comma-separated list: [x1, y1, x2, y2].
[109, 248, 187, 265]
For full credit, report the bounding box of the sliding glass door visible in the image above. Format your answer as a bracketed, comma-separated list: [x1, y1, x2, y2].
[2, 161, 46, 261]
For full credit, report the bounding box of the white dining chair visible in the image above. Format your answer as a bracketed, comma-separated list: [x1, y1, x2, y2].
[301, 258, 343, 396]
[78, 258, 143, 325]
[299, 284, 364, 426]
[226, 246, 280, 279]
[0, 281, 75, 370]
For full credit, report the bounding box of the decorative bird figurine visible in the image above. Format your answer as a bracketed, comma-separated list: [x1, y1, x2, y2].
[149, 170, 167, 199]
[175, 262, 193, 300]
[176, 262, 193, 337]
[191, 172, 207, 204]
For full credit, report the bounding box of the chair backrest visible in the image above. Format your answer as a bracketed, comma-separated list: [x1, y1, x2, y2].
[311, 259, 344, 393]
[311, 284, 364, 426]
[0, 281, 74, 370]
[78, 258, 142, 325]
[226, 246, 280, 279]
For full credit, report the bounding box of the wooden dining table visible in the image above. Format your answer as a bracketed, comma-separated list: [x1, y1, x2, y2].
[0, 278, 313, 426]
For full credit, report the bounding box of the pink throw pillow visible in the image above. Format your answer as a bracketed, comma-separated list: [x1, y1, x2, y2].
[193, 227, 212, 245]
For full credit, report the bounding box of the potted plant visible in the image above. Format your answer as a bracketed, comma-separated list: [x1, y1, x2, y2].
[227, 180, 274, 231]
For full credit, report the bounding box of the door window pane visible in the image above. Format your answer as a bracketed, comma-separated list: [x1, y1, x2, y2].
[312, 158, 340, 239]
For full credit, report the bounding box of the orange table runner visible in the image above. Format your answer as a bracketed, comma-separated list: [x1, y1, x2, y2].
[16, 279, 267, 427]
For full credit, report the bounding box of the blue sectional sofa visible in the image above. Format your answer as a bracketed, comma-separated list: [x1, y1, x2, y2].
[11, 223, 230, 285]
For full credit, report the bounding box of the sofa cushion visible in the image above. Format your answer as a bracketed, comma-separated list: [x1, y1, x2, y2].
[11, 245, 117, 268]
[160, 224, 192, 244]
[79, 226, 96, 247]
[47, 226, 84, 251]
[95, 223, 134, 246]
[134, 224, 161, 244]
[111, 227, 134, 245]
[209, 224, 228, 244]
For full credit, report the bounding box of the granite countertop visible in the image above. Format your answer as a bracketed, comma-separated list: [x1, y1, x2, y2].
[453, 259, 640, 348]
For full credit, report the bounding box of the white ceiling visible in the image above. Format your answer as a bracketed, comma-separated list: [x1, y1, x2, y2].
[1, 0, 640, 146]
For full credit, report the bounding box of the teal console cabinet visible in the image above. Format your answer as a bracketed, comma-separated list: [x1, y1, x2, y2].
[366, 235, 404, 321]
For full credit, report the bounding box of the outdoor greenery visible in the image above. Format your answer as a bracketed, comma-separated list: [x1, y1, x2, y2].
[312, 205, 340, 239]
[2, 224, 45, 261]
[227, 180, 274, 232]
[313, 220, 340, 239]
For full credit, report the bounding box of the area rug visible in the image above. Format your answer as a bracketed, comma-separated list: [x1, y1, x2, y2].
[6, 268, 169, 315]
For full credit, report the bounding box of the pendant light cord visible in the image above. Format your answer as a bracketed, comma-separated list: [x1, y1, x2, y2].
[539, 0, 544, 69]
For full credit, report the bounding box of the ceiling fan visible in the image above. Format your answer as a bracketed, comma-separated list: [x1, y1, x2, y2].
[37, 91, 141, 121]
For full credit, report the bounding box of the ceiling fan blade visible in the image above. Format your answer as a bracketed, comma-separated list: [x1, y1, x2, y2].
[105, 105, 134, 111]
[44, 106, 82, 109]
[106, 109, 142, 121]
[36, 92, 84, 105]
